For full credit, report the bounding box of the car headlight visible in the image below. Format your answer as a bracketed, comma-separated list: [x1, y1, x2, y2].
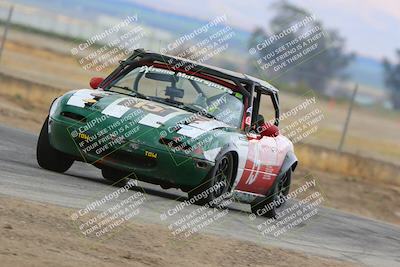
[49, 97, 61, 116]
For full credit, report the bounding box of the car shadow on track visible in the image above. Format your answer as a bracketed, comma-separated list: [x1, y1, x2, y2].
[65, 169, 247, 214]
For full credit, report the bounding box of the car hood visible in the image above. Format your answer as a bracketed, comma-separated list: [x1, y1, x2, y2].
[60, 89, 235, 157]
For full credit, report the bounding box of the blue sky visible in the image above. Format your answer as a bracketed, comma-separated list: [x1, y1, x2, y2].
[128, 0, 400, 61]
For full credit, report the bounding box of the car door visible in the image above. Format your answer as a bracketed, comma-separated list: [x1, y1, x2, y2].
[235, 135, 280, 195]
[235, 90, 281, 195]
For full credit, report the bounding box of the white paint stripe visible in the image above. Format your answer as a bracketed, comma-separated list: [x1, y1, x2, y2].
[66, 89, 95, 108]
[138, 111, 183, 128]
[102, 98, 131, 118]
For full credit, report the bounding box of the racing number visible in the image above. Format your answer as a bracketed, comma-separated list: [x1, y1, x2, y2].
[133, 101, 164, 113]
[120, 99, 176, 117]
[236, 138, 278, 195]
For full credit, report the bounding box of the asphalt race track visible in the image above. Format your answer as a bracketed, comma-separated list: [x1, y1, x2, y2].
[0, 124, 399, 267]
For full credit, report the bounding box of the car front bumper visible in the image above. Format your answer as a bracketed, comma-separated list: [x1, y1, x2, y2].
[48, 115, 213, 188]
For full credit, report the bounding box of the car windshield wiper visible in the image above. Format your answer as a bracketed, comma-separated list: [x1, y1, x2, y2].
[109, 85, 148, 99]
[150, 97, 217, 119]
[181, 104, 217, 120]
[148, 96, 181, 106]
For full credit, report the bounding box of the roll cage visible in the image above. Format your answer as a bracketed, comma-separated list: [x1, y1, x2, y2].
[99, 49, 280, 131]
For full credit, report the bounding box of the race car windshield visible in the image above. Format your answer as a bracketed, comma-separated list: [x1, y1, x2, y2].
[106, 65, 245, 128]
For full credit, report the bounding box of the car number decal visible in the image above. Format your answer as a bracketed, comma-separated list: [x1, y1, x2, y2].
[236, 139, 279, 195]
[120, 99, 177, 117]
[102, 98, 184, 128]
[102, 98, 131, 118]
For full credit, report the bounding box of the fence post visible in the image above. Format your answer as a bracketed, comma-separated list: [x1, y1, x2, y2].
[338, 84, 358, 152]
[0, 5, 14, 64]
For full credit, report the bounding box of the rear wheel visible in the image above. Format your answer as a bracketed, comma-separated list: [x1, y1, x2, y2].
[250, 169, 292, 218]
[37, 117, 74, 173]
[188, 153, 234, 206]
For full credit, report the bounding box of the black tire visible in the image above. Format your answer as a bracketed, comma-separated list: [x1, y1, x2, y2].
[250, 169, 292, 218]
[37, 116, 74, 173]
[188, 153, 234, 206]
[101, 167, 129, 186]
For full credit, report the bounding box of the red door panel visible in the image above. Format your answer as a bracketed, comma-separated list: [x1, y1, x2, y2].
[236, 137, 280, 195]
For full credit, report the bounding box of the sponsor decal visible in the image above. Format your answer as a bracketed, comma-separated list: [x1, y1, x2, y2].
[78, 133, 90, 141]
[245, 116, 252, 126]
[235, 92, 243, 100]
[145, 151, 158, 159]
[83, 98, 97, 106]
[139, 66, 233, 94]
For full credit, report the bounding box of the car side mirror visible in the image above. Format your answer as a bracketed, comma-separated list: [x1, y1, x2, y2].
[259, 123, 279, 137]
[90, 77, 104, 89]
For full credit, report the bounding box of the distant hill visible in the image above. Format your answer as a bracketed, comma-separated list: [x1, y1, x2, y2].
[346, 55, 385, 90]
[12, 0, 251, 49]
[11, 0, 387, 92]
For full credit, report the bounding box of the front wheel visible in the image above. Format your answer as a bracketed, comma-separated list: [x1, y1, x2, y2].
[188, 153, 234, 206]
[37, 116, 74, 173]
[250, 169, 292, 218]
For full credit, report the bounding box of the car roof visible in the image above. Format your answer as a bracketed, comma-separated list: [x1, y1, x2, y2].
[133, 49, 279, 94]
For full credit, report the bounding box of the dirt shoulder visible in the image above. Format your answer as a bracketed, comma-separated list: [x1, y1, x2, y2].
[293, 168, 400, 225]
[0, 195, 359, 267]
